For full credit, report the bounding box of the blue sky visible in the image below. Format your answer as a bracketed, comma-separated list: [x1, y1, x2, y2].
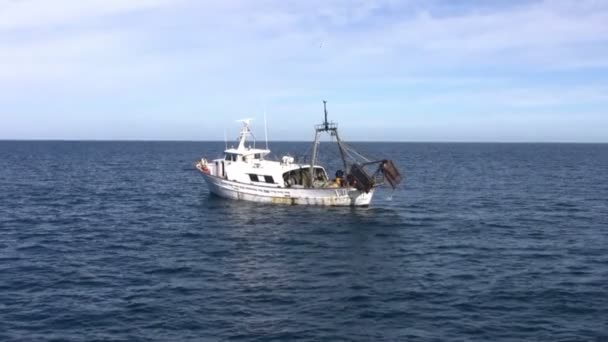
[0, 0, 607, 142]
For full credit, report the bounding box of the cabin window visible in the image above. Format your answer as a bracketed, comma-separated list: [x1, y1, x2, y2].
[264, 175, 274, 184]
[249, 174, 259, 182]
[254, 153, 261, 159]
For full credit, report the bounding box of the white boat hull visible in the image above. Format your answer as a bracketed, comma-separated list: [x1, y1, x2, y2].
[201, 173, 374, 206]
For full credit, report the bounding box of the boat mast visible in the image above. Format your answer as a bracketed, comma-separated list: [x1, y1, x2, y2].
[309, 101, 349, 187]
[324, 100, 329, 130]
[236, 119, 251, 151]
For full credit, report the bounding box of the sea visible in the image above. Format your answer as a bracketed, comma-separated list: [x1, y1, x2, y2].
[0, 141, 607, 341]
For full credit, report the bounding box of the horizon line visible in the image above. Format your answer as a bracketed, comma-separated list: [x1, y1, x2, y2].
[1, 139, 607, 144]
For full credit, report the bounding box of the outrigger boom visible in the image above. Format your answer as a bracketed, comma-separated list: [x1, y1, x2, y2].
[309, 100, 348, 187]
[308, 101, 402, 192]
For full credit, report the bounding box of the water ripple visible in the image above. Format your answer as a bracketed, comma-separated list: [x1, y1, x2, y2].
[0, 142, 607, 341]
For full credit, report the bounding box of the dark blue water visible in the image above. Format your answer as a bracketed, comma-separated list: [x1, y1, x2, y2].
[1, 141, 607, 341]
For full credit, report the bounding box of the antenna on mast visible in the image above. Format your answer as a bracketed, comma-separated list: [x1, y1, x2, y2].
[263, 103, 269, 150]
[224, 128, 227, 150]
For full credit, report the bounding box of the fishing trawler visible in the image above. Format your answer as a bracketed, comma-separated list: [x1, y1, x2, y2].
[195, 101, 402, 206]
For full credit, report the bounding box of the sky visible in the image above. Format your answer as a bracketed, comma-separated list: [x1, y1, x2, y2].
[0, 0, 607, 142]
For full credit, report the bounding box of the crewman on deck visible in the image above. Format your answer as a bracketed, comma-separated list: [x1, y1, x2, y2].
[335, 170, 344, 187]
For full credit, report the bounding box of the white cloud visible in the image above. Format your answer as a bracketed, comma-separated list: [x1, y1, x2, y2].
[2, 0, 607, 85]
[407, 85, 608, 108]
[0, 0, 187, 88]
[0, 0, 179, 30]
